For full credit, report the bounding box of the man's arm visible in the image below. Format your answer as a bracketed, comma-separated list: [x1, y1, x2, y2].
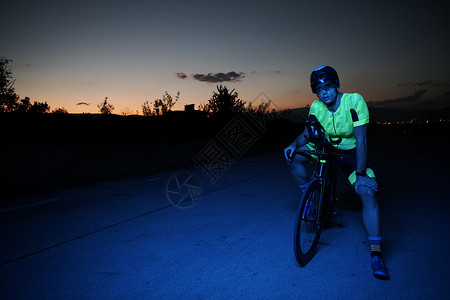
[292, 126, 310, 148]
[354, 124, 368, 173]
[353, 124, 378, 191]
[284, 126, 310, 160]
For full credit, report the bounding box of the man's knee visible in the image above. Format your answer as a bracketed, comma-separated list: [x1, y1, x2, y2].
[288, 158, 311, 175]
[288, 153, 310, 165]
[357, 185, 377, 199]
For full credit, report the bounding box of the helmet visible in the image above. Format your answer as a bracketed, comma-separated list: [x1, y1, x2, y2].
[310, 66, 340, 94]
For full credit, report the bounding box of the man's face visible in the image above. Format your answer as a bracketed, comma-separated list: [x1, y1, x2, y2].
[315, 82, 339, 106]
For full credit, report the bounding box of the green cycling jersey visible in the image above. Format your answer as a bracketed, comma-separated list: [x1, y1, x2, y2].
[307, 93, 369, 150]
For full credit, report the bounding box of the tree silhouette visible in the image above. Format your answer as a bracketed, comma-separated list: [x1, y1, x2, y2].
[16, 97, 32, 113]
[120, 107, 133, 116]
[14, 97, 51, 113]
[202, 85, 245, 117]
[97, 97, 115, 114]
[153, 91, 180, 116]
[141, 100, 152, 116]
[0, 57, 19, 112]
[246, 99, 276, 114]
[52, 107, 69, 114]
[0, 58, 51, 114]
[142, 91, 180, 116]
[29, 101, 50, 113]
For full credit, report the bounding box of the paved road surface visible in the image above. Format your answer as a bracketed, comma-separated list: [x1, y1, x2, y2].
[1, 133, 450, 299]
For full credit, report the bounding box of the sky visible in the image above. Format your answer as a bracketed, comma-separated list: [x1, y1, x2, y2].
[1, 0, 450, 114]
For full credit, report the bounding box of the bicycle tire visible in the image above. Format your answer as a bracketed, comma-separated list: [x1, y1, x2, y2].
[293, 178, 324, 266]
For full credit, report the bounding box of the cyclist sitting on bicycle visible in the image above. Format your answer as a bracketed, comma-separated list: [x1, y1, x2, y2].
[284, 66, 389, 280]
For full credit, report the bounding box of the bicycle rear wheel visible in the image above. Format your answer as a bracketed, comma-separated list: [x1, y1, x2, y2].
[293, 179, 324, 266]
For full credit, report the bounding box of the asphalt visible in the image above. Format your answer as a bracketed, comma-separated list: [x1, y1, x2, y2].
[1, 132, 450, 299]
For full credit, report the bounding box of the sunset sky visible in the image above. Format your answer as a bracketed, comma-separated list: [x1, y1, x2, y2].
[2, 0, 449, 114]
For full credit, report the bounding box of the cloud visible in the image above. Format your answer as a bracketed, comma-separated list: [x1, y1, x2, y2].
[369, 90, 450, 109]
[176, 70, 285, 83]
[398, 80, 450, 87]
[76, 102, 90, 106]
[193, 71, 244, 83]
[398, 80, 431, 87]
[249, 70, 282, 75]
[416, 90, 450, 109]
[368, 90, 427, 107]
[175, 71, 243, 83]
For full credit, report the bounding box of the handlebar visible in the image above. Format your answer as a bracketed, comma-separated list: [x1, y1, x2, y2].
[287, 148, 345, 162]
[286, 115, 344, 162]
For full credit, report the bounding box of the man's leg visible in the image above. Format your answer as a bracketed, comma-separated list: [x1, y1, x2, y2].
[357, 186, 380, 237]
[357, 186, 389, 280]
[286, 145, 312, 187]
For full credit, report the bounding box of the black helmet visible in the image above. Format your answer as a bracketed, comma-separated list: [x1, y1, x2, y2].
[310, 66, 340, 94]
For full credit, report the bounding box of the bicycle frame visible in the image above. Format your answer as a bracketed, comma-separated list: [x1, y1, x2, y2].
[298, 146, 338, 228]
[292, 116, 342, 266]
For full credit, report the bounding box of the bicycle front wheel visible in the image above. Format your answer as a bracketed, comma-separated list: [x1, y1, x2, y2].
[293, 179, 324, 266]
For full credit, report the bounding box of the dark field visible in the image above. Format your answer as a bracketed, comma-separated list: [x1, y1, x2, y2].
[1, 112, 448, 206]
[0, 113, 298, 205]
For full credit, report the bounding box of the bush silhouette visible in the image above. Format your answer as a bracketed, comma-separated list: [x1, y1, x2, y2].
[0, 57, 19, 112]
[200, 85, 245, 118]
[97, 97, 115, 114]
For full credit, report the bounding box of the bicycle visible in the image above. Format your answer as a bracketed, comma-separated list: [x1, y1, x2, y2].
[287, 116, 344, 266]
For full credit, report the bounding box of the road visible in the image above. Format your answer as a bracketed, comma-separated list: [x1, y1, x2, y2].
[1, 132, 450, 299]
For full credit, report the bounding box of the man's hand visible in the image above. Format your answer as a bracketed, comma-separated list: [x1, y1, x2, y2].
[354, 175, 378, 193]
[284, 145, 296, 161]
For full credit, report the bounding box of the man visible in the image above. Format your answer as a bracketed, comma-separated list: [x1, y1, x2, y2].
[284, 66, 389, 280]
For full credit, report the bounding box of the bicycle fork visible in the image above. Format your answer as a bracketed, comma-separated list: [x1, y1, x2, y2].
[307, 160, 328, 230]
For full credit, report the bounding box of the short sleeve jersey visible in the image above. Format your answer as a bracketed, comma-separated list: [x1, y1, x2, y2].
[308, 93, 369, 150]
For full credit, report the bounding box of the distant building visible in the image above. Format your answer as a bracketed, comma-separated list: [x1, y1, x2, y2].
[167, 104, 207, 120]
[185, 104, 195, 112]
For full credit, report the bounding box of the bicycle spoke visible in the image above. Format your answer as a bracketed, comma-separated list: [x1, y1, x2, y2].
[294, 181, 323, 266]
